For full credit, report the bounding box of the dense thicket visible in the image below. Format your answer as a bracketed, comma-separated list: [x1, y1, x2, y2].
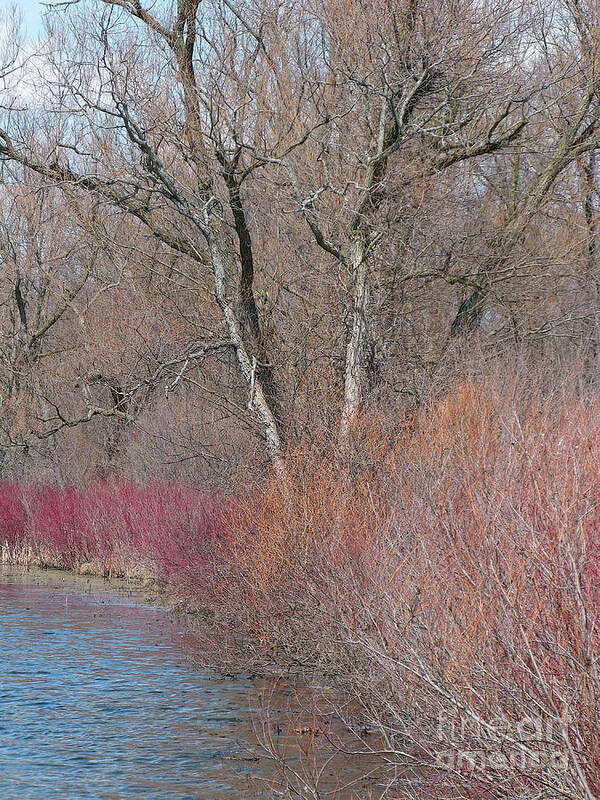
[3, 371, 600, 799]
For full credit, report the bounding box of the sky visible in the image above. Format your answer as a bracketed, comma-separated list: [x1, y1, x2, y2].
[13, 0, 43, 38]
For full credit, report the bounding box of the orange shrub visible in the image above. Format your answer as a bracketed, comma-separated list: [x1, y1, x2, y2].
[201, 376, 600, 799]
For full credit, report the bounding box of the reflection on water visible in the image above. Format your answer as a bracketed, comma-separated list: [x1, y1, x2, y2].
[0, 568, 263, 800]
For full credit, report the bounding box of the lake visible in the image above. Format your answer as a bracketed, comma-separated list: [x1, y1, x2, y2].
[0, 568, 266, 800]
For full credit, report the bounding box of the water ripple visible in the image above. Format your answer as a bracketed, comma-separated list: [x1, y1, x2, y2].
[0, 574, 261, 800]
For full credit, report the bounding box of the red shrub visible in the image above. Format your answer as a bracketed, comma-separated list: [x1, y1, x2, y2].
[0, 480, 226, 581]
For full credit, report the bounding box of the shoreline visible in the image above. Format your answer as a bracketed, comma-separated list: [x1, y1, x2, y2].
[0, 560, 215, 632]
[0, 562, 162, 604]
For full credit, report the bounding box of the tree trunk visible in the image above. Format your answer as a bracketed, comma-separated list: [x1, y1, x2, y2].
[583, 149, 600, 383]
[206, 209, 286, 476]
[449, 91, 599, 337]
[339, 233, 368, 444]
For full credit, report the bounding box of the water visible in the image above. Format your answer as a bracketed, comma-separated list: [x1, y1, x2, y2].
[0, 568, 264, 800]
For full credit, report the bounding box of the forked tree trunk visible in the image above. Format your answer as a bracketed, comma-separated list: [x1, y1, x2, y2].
[175, 1, 286, 475]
